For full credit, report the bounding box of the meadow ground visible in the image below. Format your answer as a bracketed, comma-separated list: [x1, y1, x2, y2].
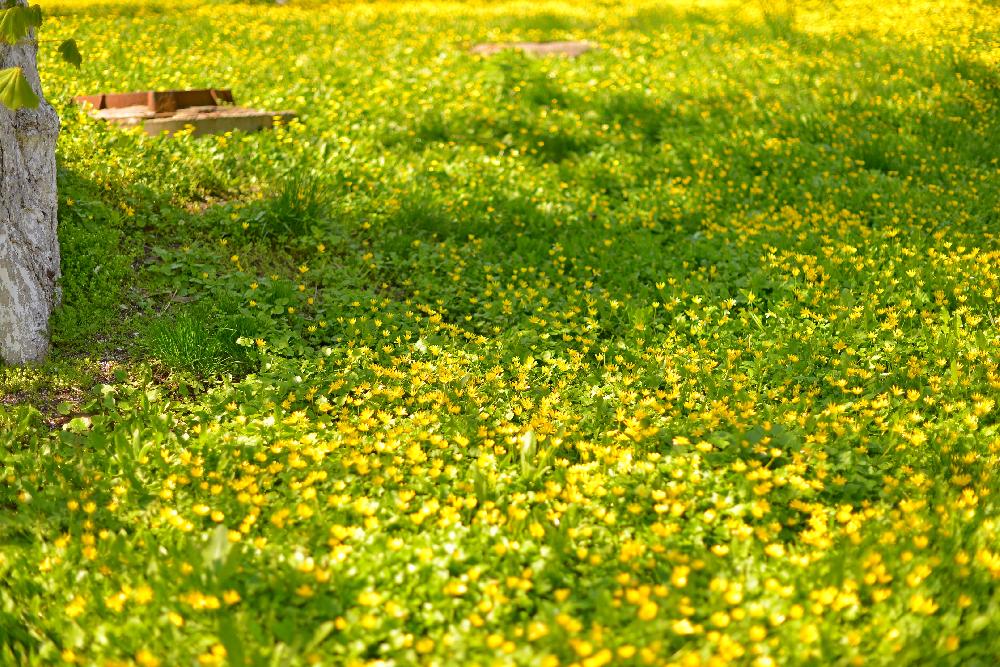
[2, 0, 1000, 664]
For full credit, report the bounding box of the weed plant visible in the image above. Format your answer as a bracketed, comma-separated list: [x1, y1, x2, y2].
[1, 0, 999, 665]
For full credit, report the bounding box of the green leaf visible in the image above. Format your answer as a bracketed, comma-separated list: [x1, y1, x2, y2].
[218, 616, 246, 667]
[0, 67, 39, 110]
[0, 5, 41, 45]
[305, 621, 336, 652]
[63, 415, 91, 432]
[58, 38, 81, 68]
[202, 523, 231, 571]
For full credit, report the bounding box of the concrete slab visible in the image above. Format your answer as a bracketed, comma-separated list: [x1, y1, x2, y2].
[74, 88, 295, 137]
[470, 41, 595, 58]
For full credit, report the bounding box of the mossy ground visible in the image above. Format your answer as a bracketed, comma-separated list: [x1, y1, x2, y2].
[2, 1, 1000, 665]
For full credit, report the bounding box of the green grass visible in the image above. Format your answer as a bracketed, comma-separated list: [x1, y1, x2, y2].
[139, 304, 260, 379]
[1, 0, 1000, 665]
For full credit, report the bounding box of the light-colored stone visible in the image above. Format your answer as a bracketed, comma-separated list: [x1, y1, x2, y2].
[470, 41, 595, 58]
[0, 1, 61, 365]
[89, 105, 297, 137]
[78, 90, 296, 137]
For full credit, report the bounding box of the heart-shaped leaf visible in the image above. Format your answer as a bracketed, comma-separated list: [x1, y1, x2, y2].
[0, 5, 41, 45]
[0, 67, 39, 110]
[58, 38, 81, 68]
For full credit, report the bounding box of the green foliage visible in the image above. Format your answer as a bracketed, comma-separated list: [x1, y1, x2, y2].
[58, 37, 81, 67]
[0, 66, 37, 109]
[139, 303, 260, 378]
[0, 4, 41, 45]
[758, 0, 797, 40]
[49, 170, 136, 350]
[2, 0, 1000, 665]
[0, 3, 80, 110]
[244, 168, 336, 240]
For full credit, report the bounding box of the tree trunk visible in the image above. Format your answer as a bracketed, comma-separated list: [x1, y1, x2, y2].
[0, 11, 60, 366]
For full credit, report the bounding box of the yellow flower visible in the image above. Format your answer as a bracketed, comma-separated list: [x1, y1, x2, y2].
[637, 600, 658, 621]
[197, 644, 227, 667]
[65, 595, 86, 619]
[136, 649, 161, 667]
[444, 580, 467, 597]
[582, 649, 613, 667]
[357, 590, 382, 606]
[710, 611, 730, 628]
[134, 585, 154, 605]
[104, 591, 127, 613]
[672, 619, 696, 635]
[908, 594, 938, 615]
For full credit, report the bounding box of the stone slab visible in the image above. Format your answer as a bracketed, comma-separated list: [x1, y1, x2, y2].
[90, 105, 296, 137]
[470, 41, 595, 58]
[75, 88, 294, 136]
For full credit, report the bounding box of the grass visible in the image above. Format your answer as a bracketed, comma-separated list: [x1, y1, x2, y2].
[1, 0, 1000, 665]
[139, 303, 260, 379]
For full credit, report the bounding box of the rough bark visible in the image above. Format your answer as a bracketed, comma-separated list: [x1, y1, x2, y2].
[0, 10, 60, 366]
